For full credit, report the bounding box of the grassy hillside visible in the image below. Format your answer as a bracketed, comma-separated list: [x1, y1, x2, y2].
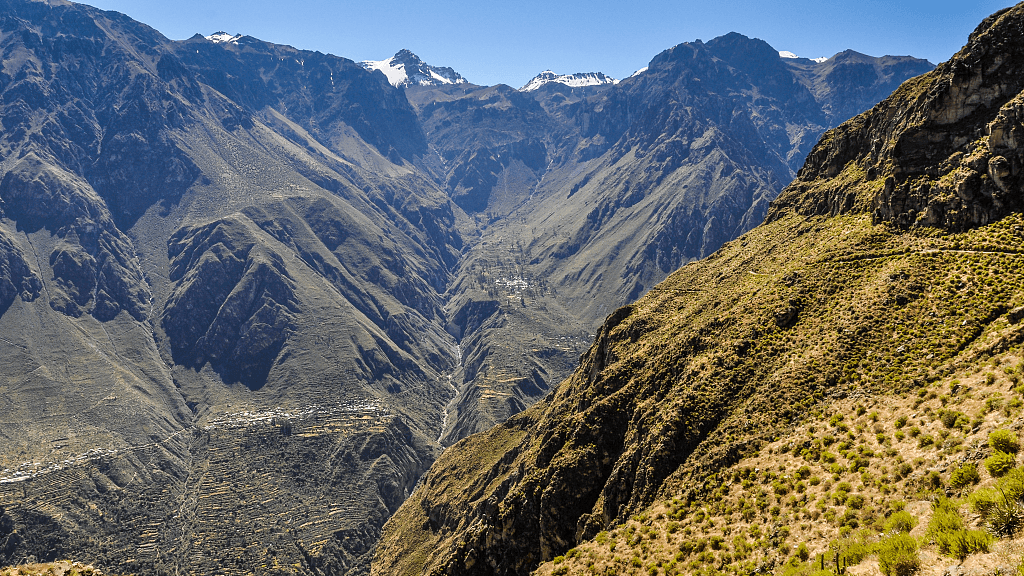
[374, 205, 1024, 576]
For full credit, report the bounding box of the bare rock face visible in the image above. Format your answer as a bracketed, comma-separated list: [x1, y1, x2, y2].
[0, 154, 150, 320]
[162, 216, 300, 390]
[0, 228, 41, 314]
[769, 5, 1024, 230]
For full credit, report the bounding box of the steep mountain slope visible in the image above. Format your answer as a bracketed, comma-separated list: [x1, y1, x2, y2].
[0, 1, 461, 574]
[412, 34, 932, 445]
[0, 1, 937, 574]
[372, 5, 1024, 576]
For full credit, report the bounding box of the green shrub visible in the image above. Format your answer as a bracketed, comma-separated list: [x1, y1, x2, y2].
[927, 497, 964, 554]
[925, 496, 991, 558]
[985, 451, 1016, 477]
[1001, 468, 1024, 500]
[990, 429, 1021, 454]
[895, 416, 908, 429]
[970, 469, 1024, 536]
[795, 542, 810, 561]
[897, 462, 913, 478]
[877, 534, 920, 576]
[884, 511, 917, 534]
[986, 395, 1005, 413]
[939, 410, 967, 429]
[944, 529, 994, 560]
[949, 462, 980, 489]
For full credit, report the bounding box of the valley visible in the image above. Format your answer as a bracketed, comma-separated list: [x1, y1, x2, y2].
[0, 0, 948, 574]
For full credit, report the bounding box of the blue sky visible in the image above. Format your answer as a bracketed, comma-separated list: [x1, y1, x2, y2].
[83, 0, 1014, 87]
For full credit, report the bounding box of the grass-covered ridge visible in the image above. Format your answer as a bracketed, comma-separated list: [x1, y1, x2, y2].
[373, 208, 1024, 576]
[532, 354, 1024, 576]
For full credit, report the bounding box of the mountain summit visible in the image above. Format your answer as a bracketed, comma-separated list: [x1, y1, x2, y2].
[360, 49, 469, 87]
[519, 70, 617, 91]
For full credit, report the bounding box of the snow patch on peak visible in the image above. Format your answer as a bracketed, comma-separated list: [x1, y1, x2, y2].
[361, 56, 408, 87]
[520, 71, 617, 92]
[780, 50, 830, 63]
[629, 67, 648, 78]
[207, 32, 242, 44]
[359, 50, 468, 87]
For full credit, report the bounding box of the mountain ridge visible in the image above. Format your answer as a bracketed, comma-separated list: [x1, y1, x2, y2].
[372, 4, 1024, 576]
[0, 1, 937, 574]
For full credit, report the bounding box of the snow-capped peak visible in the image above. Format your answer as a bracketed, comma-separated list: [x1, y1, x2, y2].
[629, 67, 648, 78]
[779, 50, 830, 64]
[520, 71, 617, 92]
[207, 32, 242, 44]
[359, 49, 468, 88]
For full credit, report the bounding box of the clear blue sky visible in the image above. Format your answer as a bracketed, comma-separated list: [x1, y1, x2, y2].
[82, 0, 1014, 88]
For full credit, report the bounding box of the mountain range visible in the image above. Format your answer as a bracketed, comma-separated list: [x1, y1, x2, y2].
[376, 4, 1024, 576]
[0, 0, 937, 574]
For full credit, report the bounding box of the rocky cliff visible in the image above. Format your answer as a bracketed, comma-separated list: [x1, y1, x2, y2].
[771, 5, 1024, 230]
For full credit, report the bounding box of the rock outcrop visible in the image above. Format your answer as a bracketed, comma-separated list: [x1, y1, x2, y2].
[769, 5, 1024, 230]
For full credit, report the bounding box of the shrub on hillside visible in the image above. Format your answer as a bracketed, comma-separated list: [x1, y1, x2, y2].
[927, 496, 994, 559]
[949, 462, 980, 490]
[884, 511, 917, 534]
[877, 533, 920, 576]
[985, 451, 1016, 477]
[990, 429, 1020, 454]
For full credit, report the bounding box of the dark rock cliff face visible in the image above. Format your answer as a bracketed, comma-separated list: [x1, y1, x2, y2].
[163, 217, 301, 390]
[769, 5, 1024, 230]
[0, 228, 40, 314]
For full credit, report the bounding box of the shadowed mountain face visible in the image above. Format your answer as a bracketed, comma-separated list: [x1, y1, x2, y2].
[373, 5, 1024, 576]
[0, 1, 458, 573]
[0, 1, 933, 574]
